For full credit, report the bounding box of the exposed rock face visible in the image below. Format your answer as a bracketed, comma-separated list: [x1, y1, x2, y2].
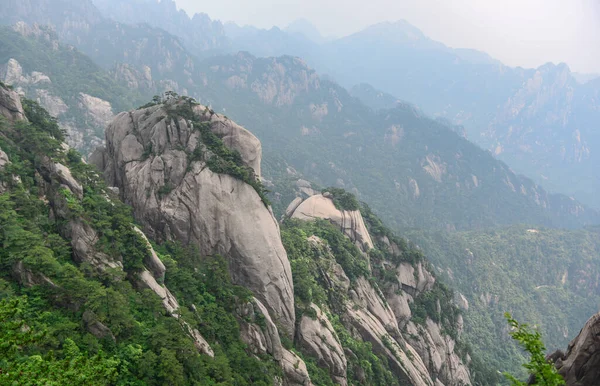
[297, 304, 347, 385]
[1, 58, 52, 88]
[289, 194, 374, 251]
[285, 196, 304, 217]
[0, 148, 9, 169]
[0, 84, 26, 121]
[456, 293, 469, 311]
[0, 85, 216, 360]
[552, 312, 600, 385]
[405, 320, 471, 386]
[0, 147, 9, 193]
[198, 106, 262, 177]
[397, 262, 435, 296]
[288, 195, 472, 386]
[345, 304, 432, 386]
[93, 99, 295, 337]
[134, 226, 166, 281]
[187, 326, 215, 358]
[35, 89, 68, 117]
[0, 58, 24, 86]
[78, 92, 114, 129]
[281, 349, 313, 386]
[112, 63, 155, 91]
[238, 298, 283, 360]
[206, 53, 321, 107]
[12, 261, 56, 288]
[237, 297, 312, 385]
[63, 219, 122, 271]
[0, 57, 109, 153]
[52, 162, 84, 198]
[137, 269, 180, 314]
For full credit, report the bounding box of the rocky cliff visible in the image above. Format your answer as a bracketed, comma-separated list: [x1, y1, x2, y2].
[92, 96, 294, 335]
[549, 312, 600, 385]
[90, 95, 321, 384]
[0, 83, 26, 121]
[285, 189, 472, 386]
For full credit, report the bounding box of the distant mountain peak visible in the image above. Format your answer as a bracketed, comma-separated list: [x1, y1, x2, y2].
[365, 19, 427, 39]
[342, 19, 448, 51]
[285, 18, 326, 44]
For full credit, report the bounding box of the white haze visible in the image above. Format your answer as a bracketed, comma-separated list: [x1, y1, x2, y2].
[174, 0, 600, 74]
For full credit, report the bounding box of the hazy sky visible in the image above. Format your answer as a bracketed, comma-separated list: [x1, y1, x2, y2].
[174, 0, 600, 74]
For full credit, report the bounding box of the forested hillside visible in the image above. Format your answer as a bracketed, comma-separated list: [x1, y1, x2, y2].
[407, 225, 600, 375]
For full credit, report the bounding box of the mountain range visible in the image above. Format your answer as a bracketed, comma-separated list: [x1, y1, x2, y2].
[20, 0, 598, 211]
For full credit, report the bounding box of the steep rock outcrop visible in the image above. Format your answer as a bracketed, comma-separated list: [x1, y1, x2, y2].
[237, 297, 312, 385]
[297, 304, 348, 385]
[12, 260, 56, 288]
[289, 194, 374, 251]
[345, 304, 432, 386]
[552, 312, 600, 385]
[405, 320, 471, 386]
[397, 261, 435, 296]
[0, 84, 26, 121]
[93, 99, 295, 336]
[288, 195, 472, 385]
[281, 349, 313, 386]
[78, 92, 114, 129]
[0, 147, 10, 193]
[133, 226, 166, 281]
[238, 297, 284, 360]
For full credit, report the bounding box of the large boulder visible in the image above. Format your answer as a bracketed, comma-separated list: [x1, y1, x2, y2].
[289, 194, 374, 251]
[281, 349, 313, 386]
[94, 100, 296, 336]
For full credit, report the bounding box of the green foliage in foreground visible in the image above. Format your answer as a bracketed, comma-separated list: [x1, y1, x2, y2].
[504, 313, 565, 386]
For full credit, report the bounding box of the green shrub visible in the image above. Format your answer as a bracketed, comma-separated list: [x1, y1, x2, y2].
[504, 313, 565, 386]
[322, 187, 360, 211]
